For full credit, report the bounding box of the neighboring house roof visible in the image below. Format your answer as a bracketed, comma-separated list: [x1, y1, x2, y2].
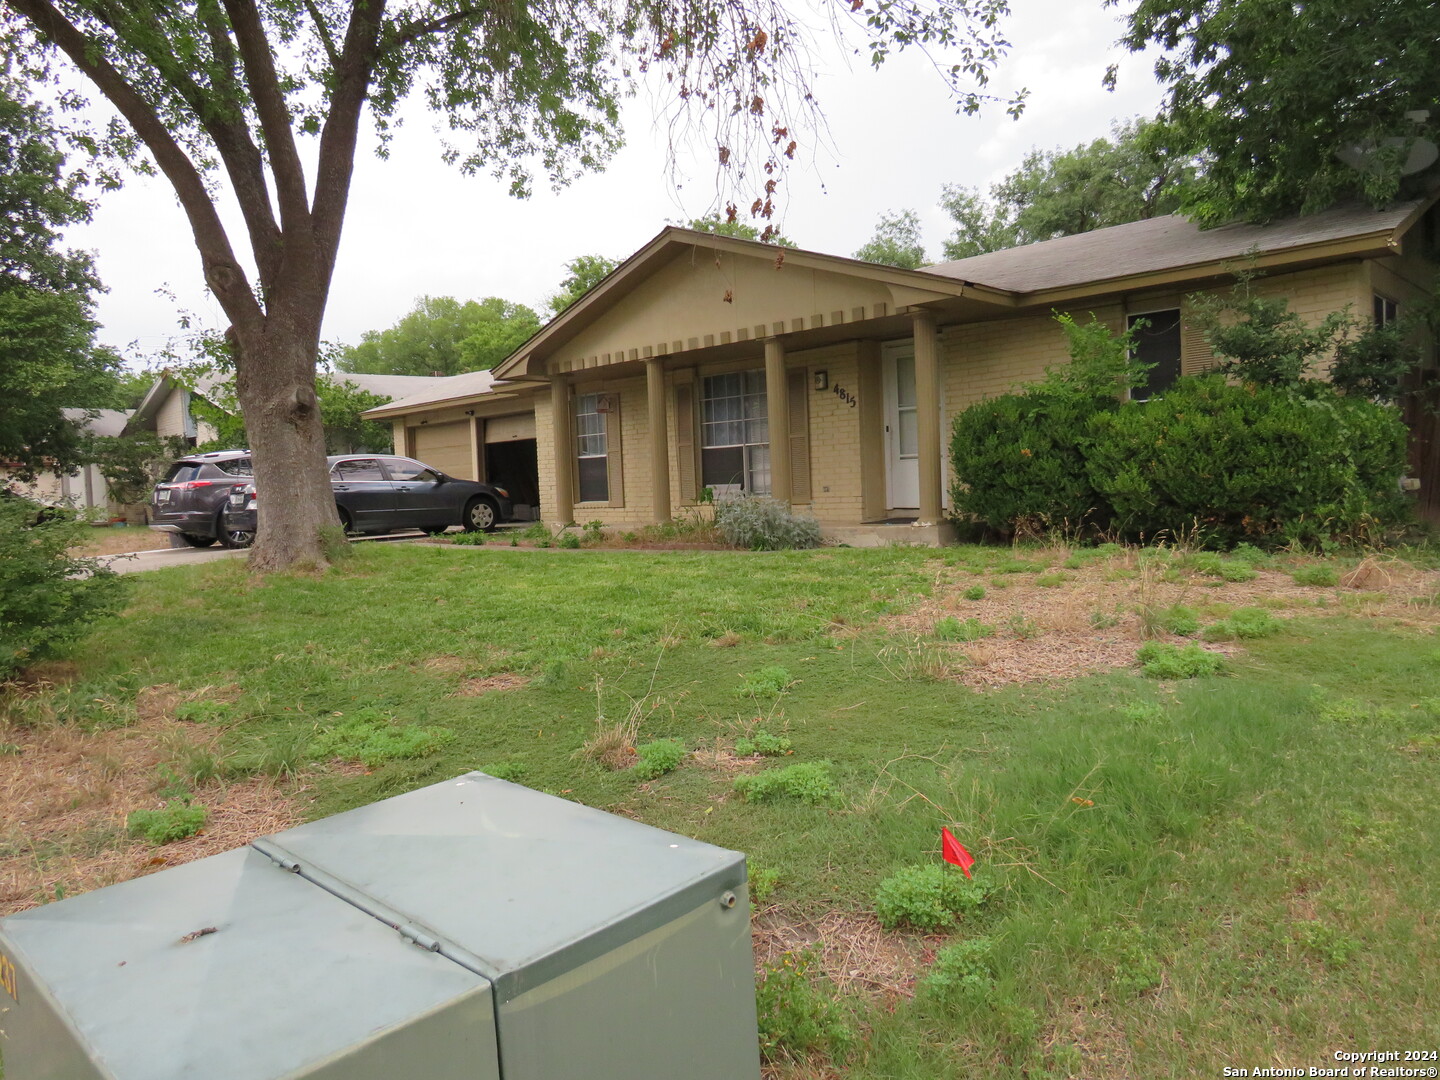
[62, 408, 132, 438]
[328, 372, 445, 400]
[924, 199, 1429, 296]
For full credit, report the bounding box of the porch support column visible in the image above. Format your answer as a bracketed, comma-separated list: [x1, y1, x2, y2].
[764, 337, 792, 504]
[913, 310, 944, 525]
[646, 357, 672, 523]
[550, 375, 574, 526]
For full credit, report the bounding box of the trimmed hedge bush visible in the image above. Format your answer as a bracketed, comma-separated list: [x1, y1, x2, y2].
[1086, 377, 1408, 547]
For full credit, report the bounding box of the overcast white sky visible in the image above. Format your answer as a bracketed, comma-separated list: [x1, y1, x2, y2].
[66, 0, 1169, 361]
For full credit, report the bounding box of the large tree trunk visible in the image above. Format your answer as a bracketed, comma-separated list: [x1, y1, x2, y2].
[234, 323, 342, 572]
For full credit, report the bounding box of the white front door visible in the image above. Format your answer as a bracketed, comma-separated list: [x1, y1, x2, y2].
[884, 346, 920, 510]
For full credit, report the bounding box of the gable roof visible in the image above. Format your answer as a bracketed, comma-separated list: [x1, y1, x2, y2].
[328, 372, 446, 400]
[924, 199, 1429, 296]
[62, 408, 132, 438]
[489, 226, 1002, 382]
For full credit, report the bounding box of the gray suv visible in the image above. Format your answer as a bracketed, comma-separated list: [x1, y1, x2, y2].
[149, 450, 255, 548]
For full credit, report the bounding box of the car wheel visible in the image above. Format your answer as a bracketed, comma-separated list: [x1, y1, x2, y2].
[219, 526, 255, 549]
[463, 497, 498, 533]
[180, 533, 217, 548]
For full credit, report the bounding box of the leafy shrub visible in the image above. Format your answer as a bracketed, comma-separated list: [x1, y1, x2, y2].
[934, 616, 995, 642]
[1291, 564, 1339, 587]
[754, 950, 854, 1063]
[1087, 376, 1408, 547]
[962, 584, 986, 601]
[714, 495, 822, 550]
[127, 801, 208, 844]
[633, 738, 686, 779]
[311, 709, 453, 766]
[874, 863, 992, 931]
[1202, 607, 1282, 641]
[557, 532, 581, 549]
[736, 664, 793, 698]
[733, 761, 837, 805]
[0, 499, 128, 679]
[450, 531, 486, 546]
[735, 730, 792, 756]
[1136, 641, 1224, 679]
[917, 937, 997, 1010]
[949, 315, 1140, 535]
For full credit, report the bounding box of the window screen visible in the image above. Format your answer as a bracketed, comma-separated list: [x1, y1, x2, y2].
[700, 371, 770, 494]
[575, 394, 608, 503]
[1128, 310, 1182, 401]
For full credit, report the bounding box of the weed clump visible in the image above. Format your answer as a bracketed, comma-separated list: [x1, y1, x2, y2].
[714, 495, 822, 551]
[1291, 564, 1340, 587]
[733, 761, 837, 805]
[127, 801, 208, 844]
[934, 616, 995, 642]
[1202, 607, 1283, 641]
[451, 531, 486, 546]
[755, 950, 854, 1064]
[633, 738, 686, 780]
[736, 665, 793, 698]
[312, 709, 453, 767]
[962, 585, 986, 601]
[1136, 641, 1224, 679]
[735, 730, 792, 756]
[874, 864, 992, 931]
[917, 937, 997, 1010]
[1160, 605, 1199, 637]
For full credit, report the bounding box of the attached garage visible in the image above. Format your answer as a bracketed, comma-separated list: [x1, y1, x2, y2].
[409, 420, 474, 480]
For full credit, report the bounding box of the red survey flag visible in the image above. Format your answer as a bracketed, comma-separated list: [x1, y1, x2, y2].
[941, 827, 975, 878]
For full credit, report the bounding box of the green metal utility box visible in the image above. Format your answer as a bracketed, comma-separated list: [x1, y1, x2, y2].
[0, 773, 760, 1079]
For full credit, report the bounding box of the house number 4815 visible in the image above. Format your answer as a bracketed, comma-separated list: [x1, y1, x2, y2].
[831, 384, 856, 408]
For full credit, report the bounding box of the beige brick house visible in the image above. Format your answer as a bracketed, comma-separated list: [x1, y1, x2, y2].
[367, 198, 1440, 540]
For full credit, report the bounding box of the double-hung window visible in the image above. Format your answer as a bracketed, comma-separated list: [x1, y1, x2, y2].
[700, 371, 770, 494]
[1128, 308, 1182, 401]
[575, 393, 608, 503]
[1374, 294, 1399, 327]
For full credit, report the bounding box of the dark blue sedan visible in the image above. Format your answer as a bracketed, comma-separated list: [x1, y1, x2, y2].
[222, 455, 513, 545]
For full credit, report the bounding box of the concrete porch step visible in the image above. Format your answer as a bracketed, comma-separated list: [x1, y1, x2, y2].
[822, 521, 956, 548]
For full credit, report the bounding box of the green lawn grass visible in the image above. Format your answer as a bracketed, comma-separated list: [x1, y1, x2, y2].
[18, 544, 1440, 1077]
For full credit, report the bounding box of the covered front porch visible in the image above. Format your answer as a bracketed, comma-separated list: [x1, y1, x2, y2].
[490, 227, 1016, 543]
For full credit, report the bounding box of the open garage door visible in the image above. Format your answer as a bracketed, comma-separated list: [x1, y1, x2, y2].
[410, 421, 473, 480]
[483, 413, 539, 519]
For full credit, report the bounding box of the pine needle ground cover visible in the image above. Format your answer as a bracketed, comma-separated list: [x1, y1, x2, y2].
[4, 543, 1438, 1077]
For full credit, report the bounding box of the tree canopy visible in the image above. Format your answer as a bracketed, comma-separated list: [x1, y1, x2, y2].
[336, 295, 540, 375]
[1119, 0, 1440, 224]
[939, 118, 1193, 258]
[853, 208, 927, 268]
[0, 81, 117, 481]
[547, 255, 619, 317]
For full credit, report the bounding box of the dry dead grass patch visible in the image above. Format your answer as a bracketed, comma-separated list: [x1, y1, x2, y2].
[882, 550, 1440, 689]
[455, 673, 530, 696]
[0, 714, 304, 916]
[753, 909, 930, 1002]
[70, 527, 172, 558]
